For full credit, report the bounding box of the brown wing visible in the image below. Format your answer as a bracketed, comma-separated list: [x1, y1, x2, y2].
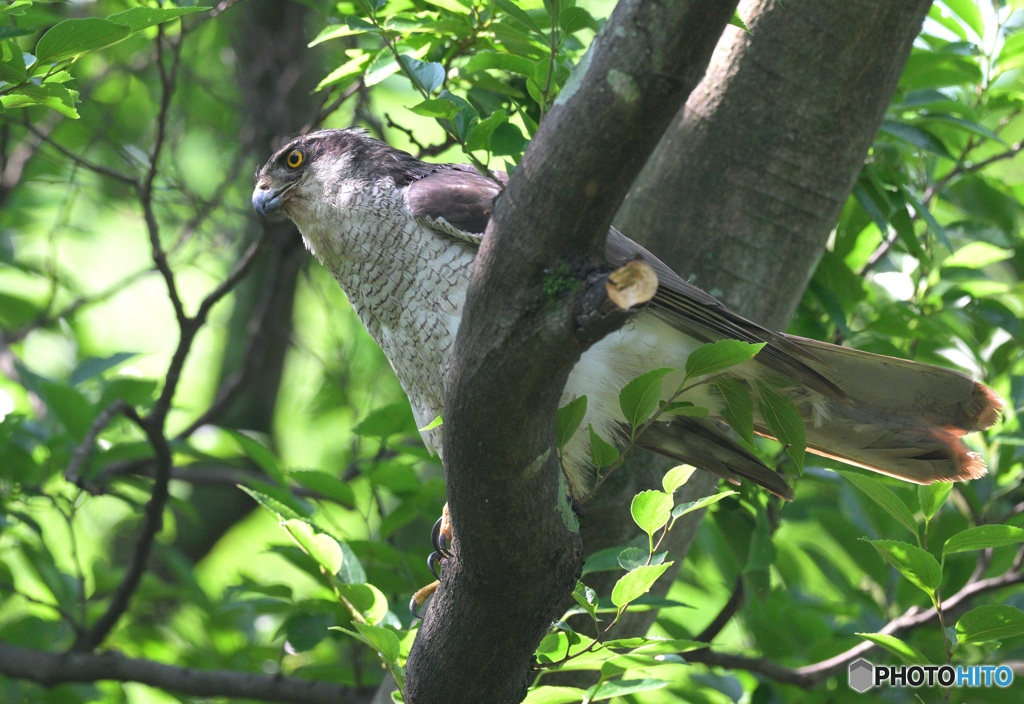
[605, 228, 842, 398]
[406, 165, 509, 235]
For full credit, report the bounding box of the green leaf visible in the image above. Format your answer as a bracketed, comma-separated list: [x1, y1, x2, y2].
[630, 490, 674, 535]
[238, 485, 306, 522]
[465, 108, 508, 152]
[336, 583, 389, 624]
[461, 50, 536, 78]
[69, 352, 139, 386]
[587, 679, 670, 701]
[671, 493, 737, 519]
[522, 686, 585, 704]
[623, 637, 706, 655]
[226, 429, 285, 483]
[353, 402, 415, 438]
[956, 605, 1024, 646]
[106, 6, 208, 33]
[556, 396, 587, 451]
[588, 425, 619, 468]
[490, 121, 526, 157]
[398, 54, 445, 93]
[0, 82, 79, 118]
[36, 380, 94, 440]
[713, 378, 754, 445]
[880, 120, 954, 159]
[940, 0, 985, 38]
[493, 0, 546, 38]
[283, 519, 344, 575]
[662, 465, 695, 493]
[419, 414, 443, 432]
[611, 563, 673, 609]
[755, 381, 806, 470]
[942, 525, 1024, 559]
[943, 241, 1014, 269]
[570, 581, 598, 623]
[837, 470, 919, 540]
[0, 39, 27, 82]
[863, 539, 941, 596]
[856, 633, 928, 665]
[730, 9, 748, 31]
[618, 367, 673, 431]
[0, 27, 32, 39]
[408, 97, 461, 118]
[918, 482, 953, 521]
[289, 469, 356, 507]
[616, 547, 651, 571]
[34, 18, 132, 64]
[354, 623, 401, 663]
[684, 340, 764, 381]
[660, 401, 709, 418]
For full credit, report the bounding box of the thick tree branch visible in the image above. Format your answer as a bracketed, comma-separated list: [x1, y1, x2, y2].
[0, 641, 359, 704]
[407, 2, 740, 703]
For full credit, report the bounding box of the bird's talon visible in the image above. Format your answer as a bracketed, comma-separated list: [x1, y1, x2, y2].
[410, 580, 439, 620]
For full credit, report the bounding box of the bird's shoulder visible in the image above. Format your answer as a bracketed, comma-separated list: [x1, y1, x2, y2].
[405, 164, 508, 243]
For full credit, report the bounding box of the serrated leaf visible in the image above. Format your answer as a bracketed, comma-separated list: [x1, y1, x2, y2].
[630, 490, 674, 535]
[399, 54, 445, 93]
[942, 525, 1024, 558]
[556, 396, 587, 451]
[616, 547, 648, 571]
[662, 465, 695, 493]
[856, 633, 928, 665]
[864, 539, 941, 596]
[336, 582, 389, 624]
[588, 425, 619, 468]
[571, 581, 598, 622]
[956, 605, 1024, 646]
[713, 378, 754, 445]
[283, 520, 344, 575]
[756, 381, 806, 470]
[611, 563, 672, 609]
[837, 470, 919, 539]
[671, 490, 737, 519]
[34, 18, 132, 64]
[619, 368, 673, 431]
[354, 623, 401, 663]
[684, 340, 764, 381]
[918, 482, 953, 521]
[238, 485, 305, 522]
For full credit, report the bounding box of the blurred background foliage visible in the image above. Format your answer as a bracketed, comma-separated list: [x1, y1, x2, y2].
[0, 1, 1022, 703]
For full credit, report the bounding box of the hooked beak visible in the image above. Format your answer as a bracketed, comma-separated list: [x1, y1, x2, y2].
[252, 178, 292, 217]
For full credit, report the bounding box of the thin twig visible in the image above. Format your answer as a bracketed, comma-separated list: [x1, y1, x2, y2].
[64, 400, 130, 490]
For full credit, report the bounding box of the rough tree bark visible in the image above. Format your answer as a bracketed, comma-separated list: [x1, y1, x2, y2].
[405, 2, 741, 703]
[408, 0, 935, 701]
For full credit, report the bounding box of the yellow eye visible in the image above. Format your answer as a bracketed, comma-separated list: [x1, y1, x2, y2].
[286, 149, 304, 169]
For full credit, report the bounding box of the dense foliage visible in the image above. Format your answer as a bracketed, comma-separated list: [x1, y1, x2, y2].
[0, 1, 1022, 703]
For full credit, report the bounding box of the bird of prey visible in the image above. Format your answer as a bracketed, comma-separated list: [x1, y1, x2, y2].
[253, 128, 1002, 502]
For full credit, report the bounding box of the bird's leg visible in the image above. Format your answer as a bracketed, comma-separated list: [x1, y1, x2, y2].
[409, 503, 453, 618]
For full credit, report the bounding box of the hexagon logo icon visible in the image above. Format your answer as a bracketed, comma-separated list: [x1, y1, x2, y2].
[848, 658, 874, 693]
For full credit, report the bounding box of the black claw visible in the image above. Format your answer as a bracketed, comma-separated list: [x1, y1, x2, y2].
[409, 595, 421, 619]
[427, 550, 442, 580]
[430, 516, 447, 555]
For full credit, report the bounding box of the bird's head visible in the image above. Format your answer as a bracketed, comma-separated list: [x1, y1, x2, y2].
[252, 129, 358, 218]
[252, 128, 431, 218]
